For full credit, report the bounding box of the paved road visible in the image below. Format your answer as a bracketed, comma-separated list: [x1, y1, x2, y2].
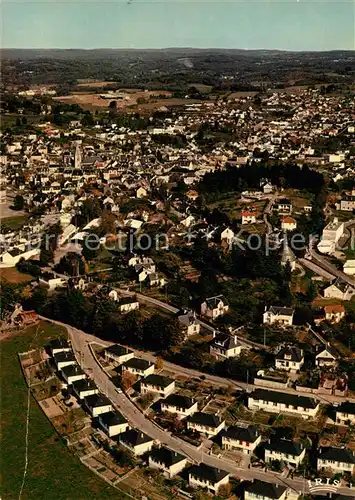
[263, 194, 278, 235]
[40, 315, 355, 497]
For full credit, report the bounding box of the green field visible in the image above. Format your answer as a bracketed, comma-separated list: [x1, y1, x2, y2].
[1, 214, 29, 230]
[0, 321, 124, 500]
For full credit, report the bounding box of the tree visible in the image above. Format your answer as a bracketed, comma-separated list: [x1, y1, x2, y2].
[39, 246, 54, 266]
[12, 194, 24, 211]
[82, 234, 100, 261]
[121, 371, 137, 391]
[155, 357, 164, 370]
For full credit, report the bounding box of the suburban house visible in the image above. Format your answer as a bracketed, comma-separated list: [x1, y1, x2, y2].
[148, 447, 187, 478]
[263, 306, 294, 326]
[187, 412, 225, 438]
[140, 374, 176, 398]
[248, 389, 320, 419]
[72, 378, 99, 400]
[244, 480, 289, 500]
[323, 278, 355, 301]
[336, 402, 355, 426]
[315, 345, 338, 368]
[61, 363, 86, 385]
[122, 358, 155, 377]
[281, 216, 297, 231]
[188, 463, 230, 495]
[264, 438, 306, 467]
[222, 425, 261, 455]
[53, 350, 77, 370]
[339, 196, 355, 211]
[209, 332, 246, 359]
[84, 393, 113, 417]
[0, 245, 39, 266]
[104, 344, 135, 365]
[242, 210, 257, 225]
[324, 304, 345, 323]
[50, 338, 72, 356]
[343, 259, 355, 276]
[275, 346, 304, 373]
[276, 198, 292, 214]
[177, 309, 201, 337]
[220, 227, 235, 244]
[118, 429, 155, 455]
[200, 295, 229, 320]
[98, 410, 129, 437]
[161, 394, 198, 419]
[118, 297, 140, 313]
[317, 447, 355, 475]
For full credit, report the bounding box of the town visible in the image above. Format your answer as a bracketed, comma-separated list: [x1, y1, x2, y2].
[1, 49, 355, 500]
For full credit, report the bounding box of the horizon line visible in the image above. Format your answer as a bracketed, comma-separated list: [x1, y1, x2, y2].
[1, 47, 355, 53]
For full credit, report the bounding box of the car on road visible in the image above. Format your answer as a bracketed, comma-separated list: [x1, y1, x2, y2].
[115, 387, 123, 394]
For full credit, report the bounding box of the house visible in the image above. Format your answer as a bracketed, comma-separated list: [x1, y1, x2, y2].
[188, 463, 230, 495]
[315, 345, 338, 368]
[148, 272, 165, 287]
[177, 309, 201, 337]
[318, 219, 345, 254]
[323, 278, 355, 301]
[220, 227, 235, 244]
[244, 480, 288, 500]
[98, 410, 129, 437]
[53, 350, 77, 370]
[61, 363, 86, 385]
[122, 358, 155, 377]
[343, 259, 355, 276]
[248, 389, 320, 419]
[84, 393, 112, 417]
[281, 217, 297, 232]
[39, 274, 66, 290]
[221, 425, 261, 455]
[136, 186, 147, 198]
[72, 378, 99, 400]
[317, 447, 355, 474]
[161, 394, 198, 419]
[263, 306, 294, 326]
[140, 374, 175, 398]
[118, 429, 155, 455]
[50, 338, 71, 355]
[148, 447, 187, 477]
[324, 304, 345, 323]
[0, 245, 39, 266]
[336, 401, 355, 426]
[275, 346, 304, 373]
[242, 210, 257, 225]
[13, 309, 39, 327]
[187, 412, 225, 438]
[264, 438, 306, 467]
[276, 198, 292, 214]
[339, 196, 355, 211]
[209, 332, 246, 359]
[200, 295, 229, 320]
[105, 344, 135, 365]
[263, 182, 273, 194]
[118, 297, 140, 313]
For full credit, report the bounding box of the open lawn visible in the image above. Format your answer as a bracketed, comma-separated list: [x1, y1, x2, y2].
[0, 267, 32, 283]
[1, 213, 29, 228]
[0, 321, 124, 500]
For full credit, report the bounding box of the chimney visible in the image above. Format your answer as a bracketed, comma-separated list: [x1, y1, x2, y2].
[234, 335, 238, 344]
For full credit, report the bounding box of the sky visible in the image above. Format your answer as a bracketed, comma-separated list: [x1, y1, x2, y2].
[1, 0, 355, 51]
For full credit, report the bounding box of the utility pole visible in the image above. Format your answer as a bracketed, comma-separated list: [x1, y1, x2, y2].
[246, 369, 249, 392]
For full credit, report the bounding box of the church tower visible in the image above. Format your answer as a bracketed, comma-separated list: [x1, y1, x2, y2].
[74, 143, 82, 170]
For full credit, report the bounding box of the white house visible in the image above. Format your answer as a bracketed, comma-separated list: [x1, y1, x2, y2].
[210, 332, 246, 359]
[281, 217, 297, 232]
[140, 374, 175, 398]
[122, 358, 155, 377]
[324, 304, 345, 323]
[84, 393, 112, 417]
[200, 295, 229, 320]
[53, 350, 77, 370]
[265, 439, 306, 467]
[220, 227, 235, 244]
[187, 412, 225, 438]
[72, 378, 99, 400]
[343, 259, 355, 276]
[222, 425, 261, 455]
[61, 363, 86, 385]
[317, 218, 345, 254]
[50, 338, 72, 356]
[0, 245, 39, 267]
[177, 309, 201, 337]
[118, 297, 140, 313]
[276, 199, 292, 214]
[323, 278, 355, 301]
[105, 344, 135, 365]
[336, 402, 355, 426]
[248, 389, 320, 420]
[148, 447, 187, 478]
[275, 346, 304, 373]
[119, 429, 156, 456]
[161, 394, 198, 419]
[263, 306, 294, 326]
[315, 345, 338, 368]
[188, 463, 230, 495]
[98, 411, 129, 437]
[242, 210, 257, 225]
[317, 447, 355, 475]
[244, 480, 289, 500]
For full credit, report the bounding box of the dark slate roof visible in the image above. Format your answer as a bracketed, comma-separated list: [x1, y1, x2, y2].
[189, 463, 229, 484]
[72, 378, 97, 392]
[84, 393, 112, 409]
[265, 438, 303, 456]
[245, 480, 287, 499]
[210, 332, 241, 350]
[150, 446, 185, 467]
[50, 338, 70, 350]
[267, 306, 294, 316]
[276, 346, 303, 363]
[316, 345, 338, 359]
[53, 350, 76, 363]
[223, 425, 259, 443]
[249, 389, 318, 409]
[120, 296, 139, 305]
[61, 363, 85, 378]
[336, 401, 355, 415]
[141, 374, 174, 388]
[162, 394, 196, 409]
[205, 295, 228, 309]
[98, 410, 127, 427]
[318, 447, 355, 464]
[105, 344, 134, 357]
[123, 358, 153, 371]
[119, 429, 153, 446]
[188, 412, 222, 428]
